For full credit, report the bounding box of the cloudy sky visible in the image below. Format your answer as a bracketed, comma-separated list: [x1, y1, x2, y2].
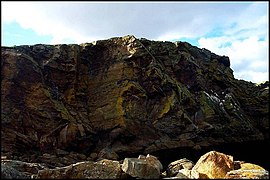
[1, 1, 269, 83]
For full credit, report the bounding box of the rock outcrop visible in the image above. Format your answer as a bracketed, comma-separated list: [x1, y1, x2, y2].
[1, 35, 269, 168]
[2, 151, 268, 179]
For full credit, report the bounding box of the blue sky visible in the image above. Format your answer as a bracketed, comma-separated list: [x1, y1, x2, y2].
[3, 21, 53, 46]
[1, 1, 269, 83]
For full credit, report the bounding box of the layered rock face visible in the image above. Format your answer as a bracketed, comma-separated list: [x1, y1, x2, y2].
[1, 35, 269, 164]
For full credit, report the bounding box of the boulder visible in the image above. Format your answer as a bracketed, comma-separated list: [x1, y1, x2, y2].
[97, 147, 119, 160]
[166, 158, 194, 177]
[225, 162, 269, 179]
[36, 159, 122, 179]
[237, 162, 267, 170]
[1, 159, 48, 178]
[225, 169, 269, 179]
[1, 163, 30, 179]
[122, 154, 162, 179]
[139, 154, 163, 172]
[192, 151, 234, 178]
[176, 168, 199, 179]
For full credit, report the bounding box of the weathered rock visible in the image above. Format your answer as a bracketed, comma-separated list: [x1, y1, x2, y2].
[1, 35, 268, 167]
[122, 154, 162, 179]
[55, 148, 69, 156]
[192, 150, 234, 178]
[1, 159, 50, 179]
[36, 152, 88, 168]
[166, 158, 194, 177]
[1, 163, 30, 179]
[89, 152, 98, 161]
[36, 159, 122, 179]
[239, 162, 266, 170]
[97, 147, 119, 160]
[225, 162, 269, 179]
[139, 154, 163, 172]
[176, 168, 199, 179]
[225, 169, 269, 179]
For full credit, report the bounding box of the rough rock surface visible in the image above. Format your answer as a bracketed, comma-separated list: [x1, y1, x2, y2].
[36, 159, 122, 179]
[225, 162, 269, 179]
[1, 151, 268, 179]
[1, 159, 48, 178]
[1, 164, 30, 179]
[191, 150, 234, 178]
[166, 158, 194, 177]
[122, 154, 162, 179]
[1, 35, 269, 166]
[225, 169, 269, 179]
[176, 168, 200, 179]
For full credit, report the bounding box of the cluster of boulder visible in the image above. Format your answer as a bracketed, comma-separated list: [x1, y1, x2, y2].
[2, 150, 268, 179]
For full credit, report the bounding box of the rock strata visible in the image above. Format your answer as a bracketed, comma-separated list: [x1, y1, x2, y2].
[1, 35, 269, 173]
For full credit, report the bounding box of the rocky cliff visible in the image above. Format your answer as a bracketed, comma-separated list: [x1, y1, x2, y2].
[1, 35, 269, 168]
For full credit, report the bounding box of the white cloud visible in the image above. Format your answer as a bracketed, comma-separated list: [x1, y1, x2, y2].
[198, 2, 268, 83]
[1, 1, 268, 83]
[2, 2, 253, 43]
[2, 2, 99, 44]
[199, 36, 268, 84]
[235, 71, 268, 83]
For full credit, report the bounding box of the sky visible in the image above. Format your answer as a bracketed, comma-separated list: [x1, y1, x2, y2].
[1, 1, 269, 83]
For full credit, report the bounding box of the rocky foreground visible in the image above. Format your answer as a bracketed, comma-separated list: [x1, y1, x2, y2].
[1, 150, 269, 179]
[1, 35, 269, 178]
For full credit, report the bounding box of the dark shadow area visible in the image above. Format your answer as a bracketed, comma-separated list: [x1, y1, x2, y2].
[151, 139, 269, 171]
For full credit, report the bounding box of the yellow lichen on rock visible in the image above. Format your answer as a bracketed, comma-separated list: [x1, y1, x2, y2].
[115, 89, 130, 128]
[157, 91, 175, 119]
[240, 162, 266, 171]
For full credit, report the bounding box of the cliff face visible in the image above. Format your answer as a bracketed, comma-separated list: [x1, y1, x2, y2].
[1, 35, 268, 161]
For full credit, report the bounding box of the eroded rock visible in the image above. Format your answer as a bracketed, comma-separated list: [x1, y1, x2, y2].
[225, 162, 269, 179]
[176, 168, 200, 179]
[166, 158, 194, 177]
[1, 35, 268, 168]
[1, 159, 49, 179]
[191, 151, 234, 178]
[225, 169, 269, 179]
[122, 154, 162, 179]
[36, 159, 122, 179]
